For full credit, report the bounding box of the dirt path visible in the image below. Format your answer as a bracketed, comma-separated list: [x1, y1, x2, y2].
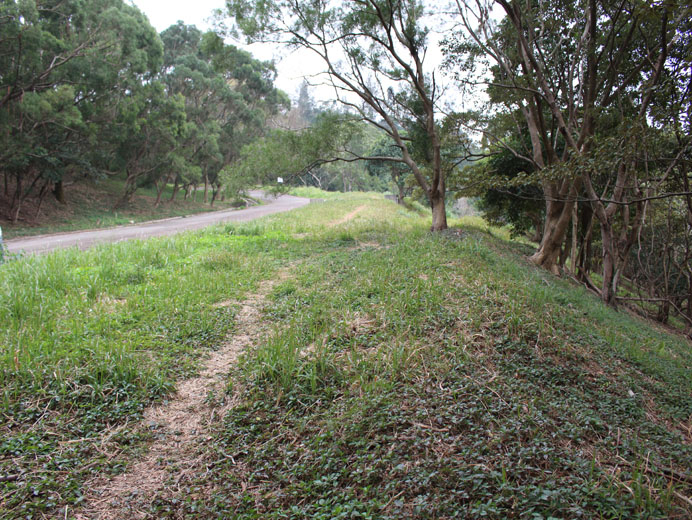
[328, 205, 366, 227]
[76, 275, 285, 519]
[5, 193, 310, 255]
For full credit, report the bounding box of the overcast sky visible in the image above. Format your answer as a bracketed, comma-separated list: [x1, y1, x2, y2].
[131, 0, 319, 98]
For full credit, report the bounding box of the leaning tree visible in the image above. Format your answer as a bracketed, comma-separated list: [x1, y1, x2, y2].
[226, 0, 454, 229]
[445, 0, 690, 305]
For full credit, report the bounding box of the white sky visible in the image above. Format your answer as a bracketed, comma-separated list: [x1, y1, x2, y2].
[131, 0, 319, 98]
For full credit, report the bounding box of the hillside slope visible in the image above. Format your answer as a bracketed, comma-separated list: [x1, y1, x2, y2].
[1, 177, 248, 239]
[1, 193, 690, 519]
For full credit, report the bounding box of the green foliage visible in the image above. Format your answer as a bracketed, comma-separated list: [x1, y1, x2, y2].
[228, 112, 366, 191]
[0, 0, 163, 219]
[0, 6, 286, 221]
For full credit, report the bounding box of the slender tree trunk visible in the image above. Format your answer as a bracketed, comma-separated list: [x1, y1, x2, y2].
[155, 175, 168, 207]
[53, 180, 66, 204]
[576, 203, 594, 280]
[529, 213, 543, 243]
[211, 184, 221, 207]
[570, 203, 578, 274]
[115, 175, 138, 209]
[35, 181, 51, 219]
[11, 175, 23, 223]
[204, 175, 209, 204]
[170, 178, 180, 202]
[686, 287, 692, 337]
[599, 220, 618, 305]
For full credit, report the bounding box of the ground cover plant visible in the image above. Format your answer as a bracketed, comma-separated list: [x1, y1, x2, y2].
[1, 193, 690, 519]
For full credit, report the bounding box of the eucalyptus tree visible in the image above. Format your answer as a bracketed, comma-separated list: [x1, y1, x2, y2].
[158, 24, 287, 204]
[227, 0, 452, 230]
[446, 0, 690, 305]
[201, 31, 289, 202]
[0, 0, 163, 220]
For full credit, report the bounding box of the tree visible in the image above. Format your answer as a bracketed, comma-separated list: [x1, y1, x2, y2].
[227, 0, 451, 230]
[446, 0, 690, 304]
[0, 0, 163, 220]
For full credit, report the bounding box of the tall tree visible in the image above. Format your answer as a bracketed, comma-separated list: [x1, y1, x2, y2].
[227, 0, 451, 230]
[446, 0, 690, 303]
[0, 0, 163, 220]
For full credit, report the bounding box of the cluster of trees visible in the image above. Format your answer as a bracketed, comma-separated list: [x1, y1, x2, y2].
[229, 80, 403, 194]
[227, 0, 691, 333]
[1, 0, 286, 222]
[447, 0, 692, 328]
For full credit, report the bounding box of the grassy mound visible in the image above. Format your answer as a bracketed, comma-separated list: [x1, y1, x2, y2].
[1, 195, 690, 519]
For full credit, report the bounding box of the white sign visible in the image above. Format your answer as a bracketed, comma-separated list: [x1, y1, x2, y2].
[277, 177, 284, 184]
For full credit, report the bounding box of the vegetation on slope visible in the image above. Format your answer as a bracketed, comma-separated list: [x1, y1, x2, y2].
[1, 177, 254, 240]
[1, 194, 690, 519]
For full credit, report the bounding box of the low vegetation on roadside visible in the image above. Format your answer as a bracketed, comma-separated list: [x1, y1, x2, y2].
[1, 178, 254, 240]
[1, 194, 690, 519]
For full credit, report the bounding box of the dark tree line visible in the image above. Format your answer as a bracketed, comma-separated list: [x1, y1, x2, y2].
[0, 1, 286, 223]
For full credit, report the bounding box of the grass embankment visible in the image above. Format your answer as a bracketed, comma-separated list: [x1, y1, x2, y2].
[1, 191, 690, 519]
[1, 177, 251, 239]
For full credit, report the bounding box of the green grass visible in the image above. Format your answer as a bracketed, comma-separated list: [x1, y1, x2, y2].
[288, 186, 383, 200]
[2, 177, 251, 239]
[1, 195, 690, 519]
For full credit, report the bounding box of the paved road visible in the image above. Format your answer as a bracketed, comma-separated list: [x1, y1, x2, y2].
[5, 193, 310, 255]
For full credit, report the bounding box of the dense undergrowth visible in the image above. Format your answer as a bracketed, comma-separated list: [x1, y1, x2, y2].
[1, 191, 690, 519]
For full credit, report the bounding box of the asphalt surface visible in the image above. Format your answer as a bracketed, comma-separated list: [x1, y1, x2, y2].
[5, 193, 310, 255]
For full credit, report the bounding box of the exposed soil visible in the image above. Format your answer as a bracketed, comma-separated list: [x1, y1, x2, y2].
[75, 273, 288, 519]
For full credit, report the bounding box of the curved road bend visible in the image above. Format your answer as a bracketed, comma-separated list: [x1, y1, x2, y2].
[5, 194, 310, 255]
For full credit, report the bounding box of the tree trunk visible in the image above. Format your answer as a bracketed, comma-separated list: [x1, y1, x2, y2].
[170, 178, 180, 202]
[530, 197, 575, 275]
[529, 214, 543, 243]
[155, 176, 168, 207]
[114, 176, 137, 209]
[686, 288, 692, 337]
[430, 190, 447, 231]
[53, 180, 66, 204]
[211, 185, 220, 207]
[570, 203, 578, 274]
[576, 203, 595, 281]
[10, 175, 23, 223]
[204, 175, 209, 204]
[599, 220, 618, 306]
[35, 181, 50, 219]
